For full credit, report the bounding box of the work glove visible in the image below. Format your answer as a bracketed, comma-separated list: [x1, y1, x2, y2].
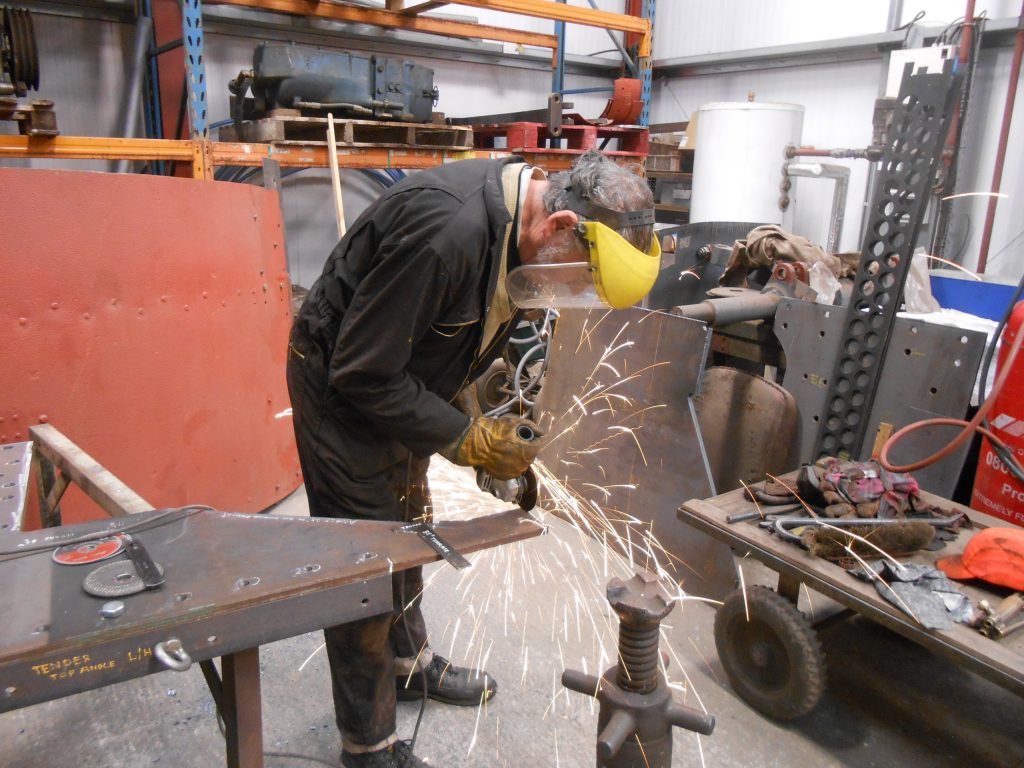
[451, 386, 483, 419]
[441, 416, 543, 481]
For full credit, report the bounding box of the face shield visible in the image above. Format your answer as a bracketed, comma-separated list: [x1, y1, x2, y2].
[506, 190, 661, 310]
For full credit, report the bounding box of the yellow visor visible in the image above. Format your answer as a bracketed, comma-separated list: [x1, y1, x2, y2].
[506, 221, 661, 310]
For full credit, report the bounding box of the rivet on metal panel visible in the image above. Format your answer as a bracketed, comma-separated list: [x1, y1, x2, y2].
[161, 295, 168, 303]
[50, 303, 58, 310]
[18, 317, 27, 326]
[38, 414, 47, 423]
[234, 576, 260, 589]
[83, 313, 91, 320]
[4, 686, 15, 697]
[358, 552, 378, 562]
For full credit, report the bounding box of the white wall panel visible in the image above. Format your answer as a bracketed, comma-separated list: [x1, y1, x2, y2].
[653, 1, 890, 59]
[901, 1, 1021, 27]
[456, 0, 626, 58]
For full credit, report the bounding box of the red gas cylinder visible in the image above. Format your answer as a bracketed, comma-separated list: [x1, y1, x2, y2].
[972, 301, 1024, 526]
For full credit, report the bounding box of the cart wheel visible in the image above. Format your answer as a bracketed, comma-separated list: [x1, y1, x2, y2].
[714, 585, 826, 720]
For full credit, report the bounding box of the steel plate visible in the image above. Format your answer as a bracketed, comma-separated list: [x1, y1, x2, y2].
[537, 308, 737, 600]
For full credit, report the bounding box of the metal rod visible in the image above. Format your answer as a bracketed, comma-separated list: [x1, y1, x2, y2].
[557, 86, 616, 95]
[976, 1, 1024, 273]
[886, 0, 905, 33]
[221, 648, 263, 768]
[114, 14, 154, 174]
[786, 161, 850, 254]
[551, 0, 565, 94]
[585, 0, 636, 75]
[149, 36, 183, 57]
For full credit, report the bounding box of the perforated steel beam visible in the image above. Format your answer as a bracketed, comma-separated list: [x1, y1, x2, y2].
[811, 62, 963, 460]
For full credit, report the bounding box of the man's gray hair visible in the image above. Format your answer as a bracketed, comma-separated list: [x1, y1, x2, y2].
[543, 149, 654, 252]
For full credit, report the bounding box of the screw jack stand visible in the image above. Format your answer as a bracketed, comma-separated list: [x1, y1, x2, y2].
[562, 571, 715, 768]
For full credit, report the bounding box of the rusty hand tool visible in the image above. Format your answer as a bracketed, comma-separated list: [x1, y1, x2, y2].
[120, 533, 165, 589]
[727, 503, 804, 525]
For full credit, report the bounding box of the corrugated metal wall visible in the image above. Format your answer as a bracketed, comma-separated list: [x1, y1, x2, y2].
[653, 0, 889, 57]
[3, 2, 1021, 280]
[201, 28, 615, 285]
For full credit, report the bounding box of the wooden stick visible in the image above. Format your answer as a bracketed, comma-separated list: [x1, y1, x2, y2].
[326, 112, 346, 240]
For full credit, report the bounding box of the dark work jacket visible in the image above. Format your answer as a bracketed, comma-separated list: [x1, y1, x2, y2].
[288, 158, 523, 516]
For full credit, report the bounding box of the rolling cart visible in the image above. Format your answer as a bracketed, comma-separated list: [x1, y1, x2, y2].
[679, 473, 1024, 719]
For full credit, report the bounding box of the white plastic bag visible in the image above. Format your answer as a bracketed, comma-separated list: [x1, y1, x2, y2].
[904, 248, 941, 313]
[809, 261, 841, 305]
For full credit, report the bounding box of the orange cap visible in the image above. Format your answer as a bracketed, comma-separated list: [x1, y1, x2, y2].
[936, 527, 1024, 591]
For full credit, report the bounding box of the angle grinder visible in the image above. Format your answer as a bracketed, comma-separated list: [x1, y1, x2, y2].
[475, 423, 540, 511]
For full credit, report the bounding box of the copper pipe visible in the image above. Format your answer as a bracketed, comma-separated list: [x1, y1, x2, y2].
[785, 145, 880, 161]
[977, 1, 1024, 273]
[961, 0, 977, 64]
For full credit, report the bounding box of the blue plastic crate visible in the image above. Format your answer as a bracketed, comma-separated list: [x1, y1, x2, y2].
[929, 272, 1017, 322]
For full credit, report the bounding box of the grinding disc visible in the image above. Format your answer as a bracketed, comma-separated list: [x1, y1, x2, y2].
[53, 535, 124, 566]
[83, 560, 164, 598]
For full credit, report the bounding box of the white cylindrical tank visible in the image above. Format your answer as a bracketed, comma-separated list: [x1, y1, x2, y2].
[690, 101, 804, 226]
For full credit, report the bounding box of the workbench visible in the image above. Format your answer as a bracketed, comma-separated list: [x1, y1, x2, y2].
[679, 475, 1024, 719]
[0, 426, 542, 767]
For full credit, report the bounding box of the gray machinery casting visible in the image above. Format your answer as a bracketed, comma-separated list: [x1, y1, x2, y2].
[0, 6, 55, 136]
[229, 43, 439, 126]
[0, 5, 36, 96]
[562, 572, 715, 767]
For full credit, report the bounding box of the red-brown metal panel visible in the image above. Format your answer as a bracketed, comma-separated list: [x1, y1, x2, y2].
[0, 168, 300, 525]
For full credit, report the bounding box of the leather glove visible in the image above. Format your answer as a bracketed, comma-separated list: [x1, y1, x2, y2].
[442, 416, 543, 480]
[451, 386, 483, 420]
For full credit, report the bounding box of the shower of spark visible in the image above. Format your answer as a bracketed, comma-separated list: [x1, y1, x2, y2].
[419, 314, 716, 763]
[922, 253, 983, 281]
[941, 191, 1008, 201]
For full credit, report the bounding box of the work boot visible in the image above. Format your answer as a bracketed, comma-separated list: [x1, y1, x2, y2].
[396, 653, 497, 706]
[340, 740, 427, 768]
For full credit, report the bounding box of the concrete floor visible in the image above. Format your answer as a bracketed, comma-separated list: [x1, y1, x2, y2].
[2, 463, 1023, 768]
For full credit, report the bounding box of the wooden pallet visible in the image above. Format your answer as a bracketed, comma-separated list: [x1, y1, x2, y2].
[471, 121, 648, 157]
[218, 112, 473, 150]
